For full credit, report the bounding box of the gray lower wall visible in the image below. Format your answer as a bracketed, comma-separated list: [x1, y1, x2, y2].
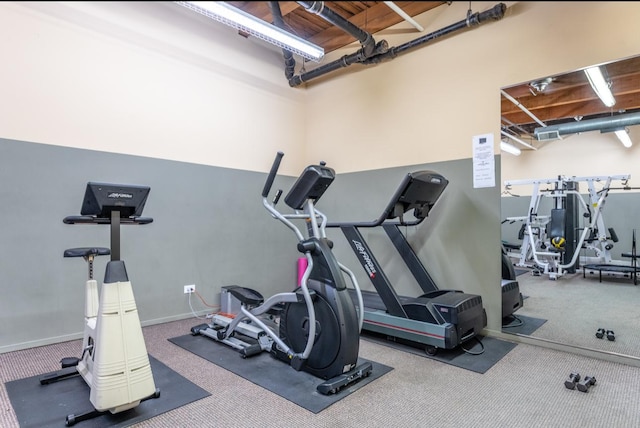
[0, 138, 297, 352]
[0, 138, 502, 352]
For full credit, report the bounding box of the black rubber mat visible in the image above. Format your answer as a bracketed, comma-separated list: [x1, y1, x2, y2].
[5, 355, 210, 428]
[168, 333, 393, 414]
[502, 314, 547, 336]
[361, 332, 517, 374]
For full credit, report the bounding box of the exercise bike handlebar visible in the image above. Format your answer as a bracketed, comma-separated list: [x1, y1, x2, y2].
[63, 215, 153, 225]
[262, 151, 284, 198]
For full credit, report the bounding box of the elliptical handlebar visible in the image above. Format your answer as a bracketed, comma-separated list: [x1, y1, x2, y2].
[262, 151, 284, 198]
[261, 151, 310, 243]
[258, 152, 365, 343]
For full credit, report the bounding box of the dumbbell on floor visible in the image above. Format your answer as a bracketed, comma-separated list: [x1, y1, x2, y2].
[564, 372, 581, 390]
[577, 376, 596, 393]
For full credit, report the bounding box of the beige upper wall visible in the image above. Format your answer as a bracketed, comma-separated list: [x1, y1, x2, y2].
[0, 2, 308, 175]
[502, 129, 640, 195]
[1, 2, 639, 175]
[304, 1, 640, 173]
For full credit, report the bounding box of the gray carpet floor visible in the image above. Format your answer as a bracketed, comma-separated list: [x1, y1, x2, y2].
[2, 317, 640, 427]
[505, 268, 640, 357]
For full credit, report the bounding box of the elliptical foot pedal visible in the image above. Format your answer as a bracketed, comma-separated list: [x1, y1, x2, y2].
[316, 362, 373, 395]
[191, 323, 210, 335]
[270, 343, 293, 365]
[241, 343, 263, 358]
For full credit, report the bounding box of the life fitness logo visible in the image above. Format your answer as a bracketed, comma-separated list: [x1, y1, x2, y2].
[352, 240, 376, 279]
[107, 192, 133, 199]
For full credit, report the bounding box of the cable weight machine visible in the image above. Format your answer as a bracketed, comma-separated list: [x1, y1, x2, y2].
[503, 174, 630, 280]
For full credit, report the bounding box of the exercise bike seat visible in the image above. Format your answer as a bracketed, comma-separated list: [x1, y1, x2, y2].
[225, 285, 264, 306]
[64, 247, 111, 258]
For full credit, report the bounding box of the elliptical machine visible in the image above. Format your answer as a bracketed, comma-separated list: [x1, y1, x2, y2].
[40, 182, 160, 426]
[192, 152, 372, 394]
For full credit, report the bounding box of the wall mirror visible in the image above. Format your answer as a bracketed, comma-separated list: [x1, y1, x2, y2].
[499, 54, 640, 359]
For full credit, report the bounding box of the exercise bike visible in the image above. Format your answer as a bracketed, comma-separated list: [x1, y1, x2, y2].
[192, 152, 372, 394]
[40, 182, 160, 426]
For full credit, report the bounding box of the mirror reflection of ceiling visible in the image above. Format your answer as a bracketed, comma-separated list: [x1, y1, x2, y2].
[501, 55, 640, 150]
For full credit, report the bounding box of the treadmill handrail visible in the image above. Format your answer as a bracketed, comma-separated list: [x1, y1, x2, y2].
[326, 216, 424, 228]
[326, 171, 431, 228]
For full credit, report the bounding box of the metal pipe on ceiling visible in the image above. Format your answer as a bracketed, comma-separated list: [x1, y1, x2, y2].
[269, 2, 295, 80]
[286, 3, 507, 87]
[298, 1, 377, 57]
[289, 1, 387, 87]
[500, 89, 547, 128]
[362, 3, 506, 64]
[534, 112, 640, 141]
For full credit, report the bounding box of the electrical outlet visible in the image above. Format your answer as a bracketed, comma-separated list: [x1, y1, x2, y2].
[184, 284, 195, 294]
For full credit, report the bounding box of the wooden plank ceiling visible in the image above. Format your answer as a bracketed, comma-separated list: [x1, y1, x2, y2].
[227, 1, 445, 53]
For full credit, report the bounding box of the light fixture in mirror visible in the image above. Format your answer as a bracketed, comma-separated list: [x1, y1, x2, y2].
[585, 66, 616, 107]
[500, 140, 521, 156]
[614, 128, 633, 147]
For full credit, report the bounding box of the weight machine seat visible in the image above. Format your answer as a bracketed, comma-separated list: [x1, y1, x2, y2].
[64, 247, 111, 258]
[502, 241, 520, 251]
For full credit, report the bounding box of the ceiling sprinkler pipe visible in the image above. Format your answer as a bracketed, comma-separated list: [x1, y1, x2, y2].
[298, 1, 372, 46]
[289, 2, 507, 86]
[289, 2, 384, 86]
[269, 1, 296, 80]
[289, 40, 388, 86]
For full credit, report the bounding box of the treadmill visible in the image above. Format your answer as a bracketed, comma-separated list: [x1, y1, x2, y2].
[501, 244, 524, 319]
[327, 170, 488, 355]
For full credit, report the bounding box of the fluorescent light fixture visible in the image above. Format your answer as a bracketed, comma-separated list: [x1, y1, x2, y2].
[500, 140, 521, 156]
[500, 130, 536, 150]
[176, 1, 324, 62]
[584, 66, 616, 107]
[614, 128, 633, 148]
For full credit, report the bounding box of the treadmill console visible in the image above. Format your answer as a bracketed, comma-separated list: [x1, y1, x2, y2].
[387, 171, 449, 221]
